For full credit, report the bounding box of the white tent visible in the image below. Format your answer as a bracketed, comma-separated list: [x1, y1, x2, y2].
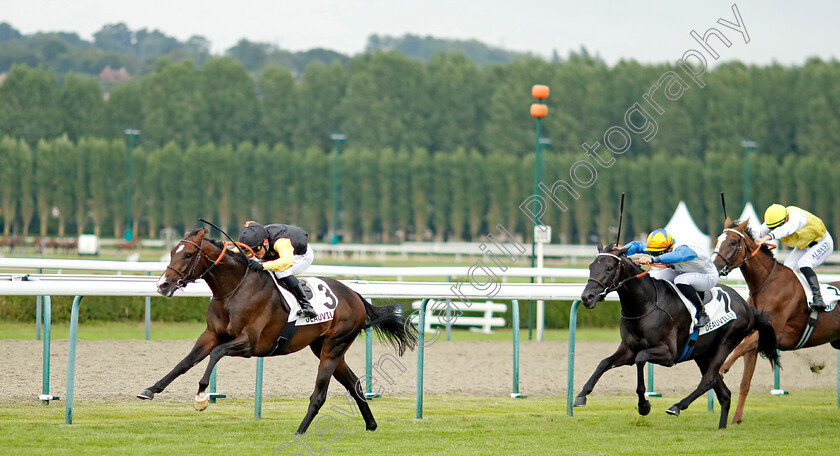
[738, 202, 762, 232]
[664, 201, 711, 251]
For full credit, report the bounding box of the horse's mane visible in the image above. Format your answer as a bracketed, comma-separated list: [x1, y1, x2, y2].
[724, 220, 780, 262]
[185, 228, 246, 264]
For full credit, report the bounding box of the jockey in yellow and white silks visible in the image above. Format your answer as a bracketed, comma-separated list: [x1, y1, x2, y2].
[752, 204, 834, 311]
[622, 229, 718, 327]
[238, 221, 317, 319]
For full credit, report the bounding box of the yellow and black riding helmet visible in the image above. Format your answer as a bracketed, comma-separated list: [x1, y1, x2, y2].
[644, 228, 674, 255]
[764, 204, 789, 229]
[238, 221, 270, 252]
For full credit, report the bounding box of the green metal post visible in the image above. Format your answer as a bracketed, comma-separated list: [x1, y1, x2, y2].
[837, 350, 839, 408]
[209, 366, 218, 404]
[567, 300, 580, 415]
[124, 129, 140, 242]
[511, 300, 523, 398]
[366, 326, 373, 395]
[416, 298, 428, 419]
[529, 115, 543, 341]
[708, 389, 714, 412]
[255, 357, 264, 419]
[66, 296, 83, 424]
[42, 295, 51, 403]
[646, 364, 660, 397]
[145, 272, 151, 340]
[36, 295, 41, 340]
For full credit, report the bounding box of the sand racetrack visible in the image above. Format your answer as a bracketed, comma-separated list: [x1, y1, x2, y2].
[1, 337, 837, 404]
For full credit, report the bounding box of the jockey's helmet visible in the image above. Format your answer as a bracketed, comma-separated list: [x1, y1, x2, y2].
[764, 204, 788, 228]
[644, 229, 674, 253]
[239, 221, 270, 249]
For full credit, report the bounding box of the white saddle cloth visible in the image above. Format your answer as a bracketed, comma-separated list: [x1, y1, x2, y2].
[663, 282, 737, 335]
[269, 275, 338, 326]
[794, 273, 840, 312]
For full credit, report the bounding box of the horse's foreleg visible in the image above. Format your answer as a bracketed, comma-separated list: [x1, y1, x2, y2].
[137, 329, 217, 400]
[720, 331, 758, 374]
[331, 358, 378, 431]
[635, 363, 651, 416]
[730, 348, 758, 424]
[574, 345, 635, 407]
[194, 336, 252, 411]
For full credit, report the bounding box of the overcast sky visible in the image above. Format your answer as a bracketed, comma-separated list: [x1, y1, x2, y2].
[0, 0, 836, 66]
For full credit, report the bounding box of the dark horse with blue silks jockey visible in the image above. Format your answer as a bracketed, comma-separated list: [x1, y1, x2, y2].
[574, 244, 779, 428]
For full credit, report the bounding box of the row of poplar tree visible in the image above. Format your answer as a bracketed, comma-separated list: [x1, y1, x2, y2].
[0, 51, 838, 241]
[1, 135, 838, 244]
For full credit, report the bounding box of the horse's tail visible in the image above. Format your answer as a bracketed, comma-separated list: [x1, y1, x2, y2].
[359, 293, 417, 356]
[754, 310, 781, 370]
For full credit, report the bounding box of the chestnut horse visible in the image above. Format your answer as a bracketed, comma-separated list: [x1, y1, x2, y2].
[137, 228, 416, 434]
[713, 218, 840, 424]
[576, 244, 779, 428]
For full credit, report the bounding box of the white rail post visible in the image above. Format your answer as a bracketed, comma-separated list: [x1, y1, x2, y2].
[535, 225, 551, 341]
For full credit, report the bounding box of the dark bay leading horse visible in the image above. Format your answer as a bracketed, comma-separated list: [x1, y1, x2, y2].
[138, 228, 416, 434]
[714, 218, 840, 424]
[575, 244, 779, 428]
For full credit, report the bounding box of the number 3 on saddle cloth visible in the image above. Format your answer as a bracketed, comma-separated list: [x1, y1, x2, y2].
[264, 276, 340, 356]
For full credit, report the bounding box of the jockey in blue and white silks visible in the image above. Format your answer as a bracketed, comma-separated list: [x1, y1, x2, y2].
[622, 228, 718, 327]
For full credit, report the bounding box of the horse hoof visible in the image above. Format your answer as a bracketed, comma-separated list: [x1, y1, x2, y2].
[137, 389, 155, 400]
[666, 406, 680, 416]
[573, 397, 587, 407]
[638, 401, 651, 416]
[366, 422, 378, 432]
[194, 393, 210, 411]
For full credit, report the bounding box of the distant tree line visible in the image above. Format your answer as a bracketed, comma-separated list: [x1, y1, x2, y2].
[0, 22, 526, 78]
[0, 48, 839, 243]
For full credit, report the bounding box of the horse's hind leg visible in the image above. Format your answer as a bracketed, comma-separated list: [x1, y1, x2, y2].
[720, 332, 758, 374]
[296, 340, 351, 434]
[635, 363, 651, 416]
[137, 329, 217, 400]
[332, 359, 378, 431]
[306, 339, 377, 431]
[730, 348, 758, 424]
[575, 345, 635, 407]
[194, 336, 252, 411]
[667, 345, 734, 428]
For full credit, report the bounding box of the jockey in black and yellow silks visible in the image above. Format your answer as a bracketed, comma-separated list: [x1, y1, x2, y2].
[238, 221, 317, 319]
[753, 204, 834, 311]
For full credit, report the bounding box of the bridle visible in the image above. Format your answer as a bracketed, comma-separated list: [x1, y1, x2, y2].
[587, 253, 652, 301]
[165, 238, 257, 300]
[713, 228, 761, 277]
[713, 228, 778, 295]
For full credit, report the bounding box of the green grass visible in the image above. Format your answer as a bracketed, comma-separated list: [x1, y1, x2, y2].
[0, 320, 620, 343]
[1, 392, 839, 455]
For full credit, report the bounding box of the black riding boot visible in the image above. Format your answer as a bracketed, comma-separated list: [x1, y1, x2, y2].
[676, 283, 710, 328]
[801, 267, 827, 311]
[280, 275, 317, 319]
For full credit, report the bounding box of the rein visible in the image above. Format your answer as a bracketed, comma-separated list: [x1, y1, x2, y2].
[166, 239, 259, 301]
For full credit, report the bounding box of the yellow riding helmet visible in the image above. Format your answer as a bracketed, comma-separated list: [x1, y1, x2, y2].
[764, 204, 789, 228]
[644, 229, 674, 252]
